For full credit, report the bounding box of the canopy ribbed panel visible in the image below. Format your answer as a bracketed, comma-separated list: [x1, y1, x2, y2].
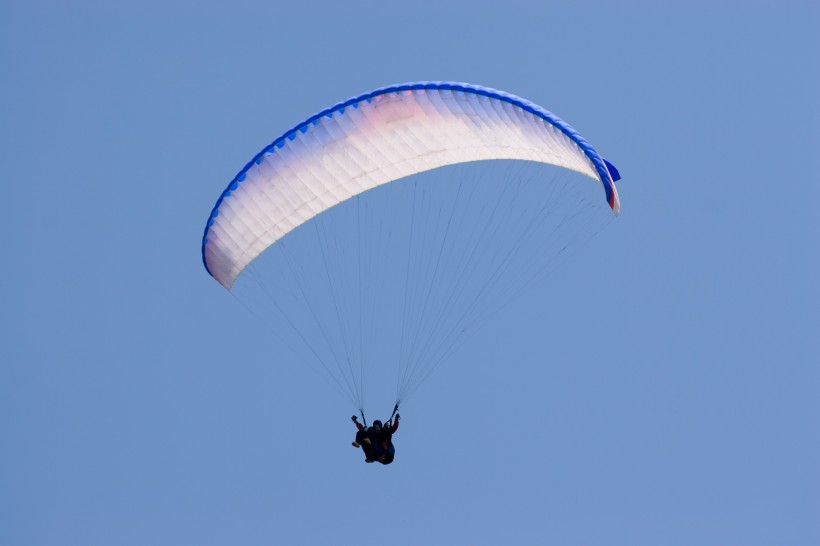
[204, 86, 615, 289]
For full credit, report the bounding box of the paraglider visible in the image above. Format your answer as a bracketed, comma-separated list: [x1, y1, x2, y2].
[201, 82, 621, 463]
[352, 414, 399, 464]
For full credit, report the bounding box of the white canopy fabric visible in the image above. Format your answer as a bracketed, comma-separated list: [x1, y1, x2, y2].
[202, 82, 619, 289]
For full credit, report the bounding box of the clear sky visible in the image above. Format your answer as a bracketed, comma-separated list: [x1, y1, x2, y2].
[1, 1, 818, 545]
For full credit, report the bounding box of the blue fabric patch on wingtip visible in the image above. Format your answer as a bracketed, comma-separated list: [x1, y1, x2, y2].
[603, 159, 621, 182]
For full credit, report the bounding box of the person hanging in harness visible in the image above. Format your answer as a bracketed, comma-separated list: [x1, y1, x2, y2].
[351, 413, 400, 464]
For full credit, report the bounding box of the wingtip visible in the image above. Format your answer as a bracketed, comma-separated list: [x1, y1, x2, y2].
[609, 185, 621, 216]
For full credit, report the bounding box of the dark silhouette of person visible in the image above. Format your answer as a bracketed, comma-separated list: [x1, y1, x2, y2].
[351, 415, 399, 464]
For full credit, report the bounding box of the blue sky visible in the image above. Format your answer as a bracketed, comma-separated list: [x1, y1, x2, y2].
[1, 1, 818, 545]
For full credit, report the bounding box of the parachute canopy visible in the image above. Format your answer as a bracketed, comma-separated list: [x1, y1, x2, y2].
[202, 82, 620, 289]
